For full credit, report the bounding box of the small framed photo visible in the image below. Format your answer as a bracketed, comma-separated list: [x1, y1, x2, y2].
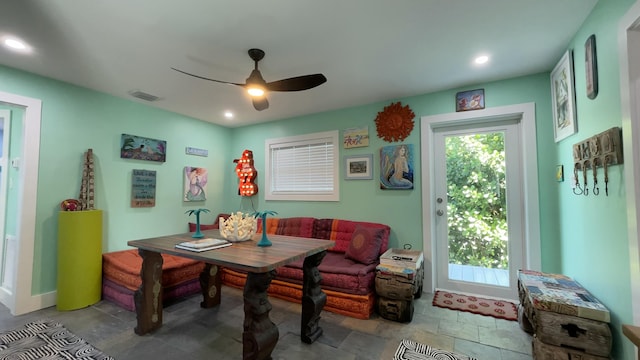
[456, 89, 485, 112]
[551, 50, 577, 142]
[344, 154, 373, 180]
[556, 165, 564, 182]
[585, 34, 598, 100]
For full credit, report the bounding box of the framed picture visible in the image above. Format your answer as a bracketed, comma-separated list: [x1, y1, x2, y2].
[380, 144, 414, 190]
[556, 165, 564, 182]
[550, 50, 577, 142]
[131, 169, 156, 207]
[585, 34, 598, 100]
[120, 134, 167, 162]
[343, 126, 369, 148]
[344, 154, 373, 180]
[456, 89, 485, 112]
[184, 166, 208, 201]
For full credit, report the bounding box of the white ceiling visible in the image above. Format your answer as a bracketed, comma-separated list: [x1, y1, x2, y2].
[0, 1, 598, 128]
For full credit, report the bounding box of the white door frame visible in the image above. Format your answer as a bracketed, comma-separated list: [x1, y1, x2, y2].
[619, 0, 640, 326]
[0, 110, 11, 293]
[420, 103, 541, 297]
[0, 91, 44, 315]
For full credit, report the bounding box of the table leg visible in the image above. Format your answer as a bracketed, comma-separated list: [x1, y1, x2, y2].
[133, 249, 163, 335]
[199, 264, 221, 308]
[301, 250, 327, 344]
[243, 270, 278, 360]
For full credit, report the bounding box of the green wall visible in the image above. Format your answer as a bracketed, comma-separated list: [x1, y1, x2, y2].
[553, 1, 635, 359]
[0, 1, 636, 357]
[0, 65, 233, 293]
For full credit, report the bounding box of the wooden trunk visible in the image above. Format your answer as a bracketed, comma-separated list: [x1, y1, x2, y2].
[533, 336, 610, 360]
[376, 297, 414, 322]
[519, 280, 612, 357]
[375, 272, 416, 300]
[534, 310, 611, 357]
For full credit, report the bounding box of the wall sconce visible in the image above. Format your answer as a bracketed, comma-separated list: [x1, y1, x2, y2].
[234, 149, 258, 196]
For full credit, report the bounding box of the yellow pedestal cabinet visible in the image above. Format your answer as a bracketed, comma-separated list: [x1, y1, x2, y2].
[57, 210, 103, 310]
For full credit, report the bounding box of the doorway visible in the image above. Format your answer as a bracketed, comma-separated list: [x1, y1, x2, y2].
[420, 103, 540, 301]
[432, 120, 523, 299]
[0, 110, 11, 294]
[0, 91, 43, 315]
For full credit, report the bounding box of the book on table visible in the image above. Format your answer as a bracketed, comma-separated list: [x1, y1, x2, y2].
[175, 238, 231, 252]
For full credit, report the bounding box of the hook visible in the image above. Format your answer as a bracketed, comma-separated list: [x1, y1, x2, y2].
[592, 158, 599, 196]
[604, 155, 610, 196]
[573, 164, 583, 195]
[582, 161, 589, 196]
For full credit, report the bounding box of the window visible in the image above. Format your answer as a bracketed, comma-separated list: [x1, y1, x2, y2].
[265, 130, 339, 201]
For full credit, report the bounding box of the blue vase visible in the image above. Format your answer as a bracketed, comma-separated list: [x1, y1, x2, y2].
[192, 214, 204, 238]
[256, 214, 272, 247]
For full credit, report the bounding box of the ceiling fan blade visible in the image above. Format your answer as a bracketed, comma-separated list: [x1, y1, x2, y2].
[252, 97, 269, 111]
[265, 74, 327, 92]
[171, 67, 244, 87]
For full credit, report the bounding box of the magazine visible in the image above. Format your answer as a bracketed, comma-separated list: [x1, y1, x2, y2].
[175, 238, 231, 252]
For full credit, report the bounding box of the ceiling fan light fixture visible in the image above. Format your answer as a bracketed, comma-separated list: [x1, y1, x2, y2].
[247, 86, 265, 97]
[172, 48, 326, 111]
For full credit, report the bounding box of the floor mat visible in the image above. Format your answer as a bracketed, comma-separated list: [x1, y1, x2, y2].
[432, 290, 517, 321]
[393, 339, 477, 360]
[0, 319, 114, 359]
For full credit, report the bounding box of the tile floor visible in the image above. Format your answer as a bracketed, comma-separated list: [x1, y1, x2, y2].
[0, 286, 533, 359]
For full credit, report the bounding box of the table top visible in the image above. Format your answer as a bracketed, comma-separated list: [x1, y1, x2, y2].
[518, 269, 610, 323]
[128, 229, 335, 273]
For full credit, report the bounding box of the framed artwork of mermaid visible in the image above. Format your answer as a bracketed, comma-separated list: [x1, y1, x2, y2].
[380, 144, 414, 190]
[184, 166, 208, 201]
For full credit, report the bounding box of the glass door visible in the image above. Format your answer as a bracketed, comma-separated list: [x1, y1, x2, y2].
[433, 121, 523, 300]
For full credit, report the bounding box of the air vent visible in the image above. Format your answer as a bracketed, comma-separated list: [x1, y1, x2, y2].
[128, 90, 160, 102]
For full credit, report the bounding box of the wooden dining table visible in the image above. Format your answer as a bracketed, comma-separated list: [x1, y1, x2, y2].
[127, 229, 334, 360]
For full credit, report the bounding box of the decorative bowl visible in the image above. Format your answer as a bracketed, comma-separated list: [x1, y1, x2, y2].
[219, 212, 257, 242]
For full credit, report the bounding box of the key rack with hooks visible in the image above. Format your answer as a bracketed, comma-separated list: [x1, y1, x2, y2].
[572, 127, 623, 196]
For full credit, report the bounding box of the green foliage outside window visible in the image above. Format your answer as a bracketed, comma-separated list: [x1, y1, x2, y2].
[446, 133, 508, 269]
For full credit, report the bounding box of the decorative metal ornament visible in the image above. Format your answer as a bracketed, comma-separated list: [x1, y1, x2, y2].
[375, 102, 415, 142]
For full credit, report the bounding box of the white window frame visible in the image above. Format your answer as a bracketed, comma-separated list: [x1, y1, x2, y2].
[265, 130, 339, 201]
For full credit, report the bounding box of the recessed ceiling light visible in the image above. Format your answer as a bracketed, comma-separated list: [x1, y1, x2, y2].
[474, 55, 489, 65]
[224, 111, 234, 119]
[3, 37, 30, 53]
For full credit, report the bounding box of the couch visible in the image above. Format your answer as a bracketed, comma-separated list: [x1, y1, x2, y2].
[101, 214, 230, 311]
[220, 216, 390, 319]
[102, 214, 390, 320]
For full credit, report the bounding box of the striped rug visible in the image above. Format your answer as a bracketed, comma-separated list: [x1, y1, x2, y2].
[394, 339, 477, 360]
[0, 320, 114, 359]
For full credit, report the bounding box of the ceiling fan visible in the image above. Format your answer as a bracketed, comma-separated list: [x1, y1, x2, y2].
[172, 48, 327, 111]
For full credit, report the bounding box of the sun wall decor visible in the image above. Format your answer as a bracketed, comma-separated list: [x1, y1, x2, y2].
[374, 101, 415, 142]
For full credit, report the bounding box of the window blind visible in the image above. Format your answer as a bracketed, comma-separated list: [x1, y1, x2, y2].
[270, 140, 334, 193]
